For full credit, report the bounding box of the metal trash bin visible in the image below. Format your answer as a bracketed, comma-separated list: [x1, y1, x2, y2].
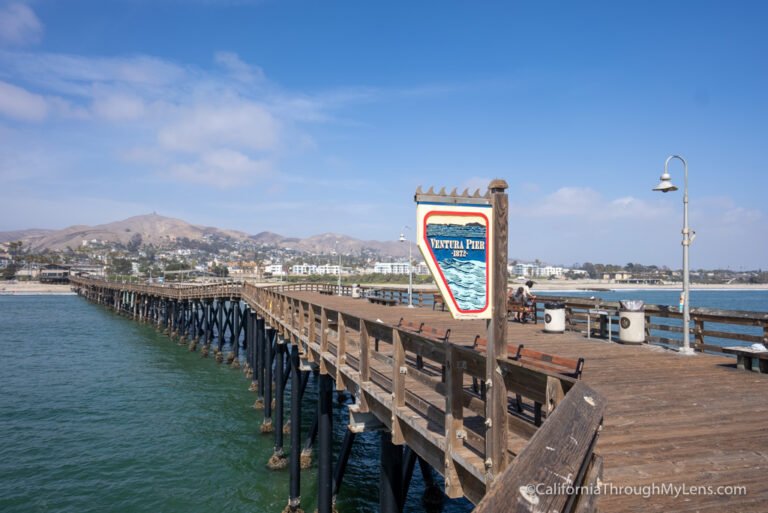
[351, 284, 361, 299]
[544, 302, 566, 333]
[619, 300, 645, 344]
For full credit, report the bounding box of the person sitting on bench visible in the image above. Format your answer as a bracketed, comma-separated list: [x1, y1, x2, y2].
[510, 280, 536, 322]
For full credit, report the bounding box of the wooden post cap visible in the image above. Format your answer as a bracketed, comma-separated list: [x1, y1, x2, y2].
[488, 179, 508, 192]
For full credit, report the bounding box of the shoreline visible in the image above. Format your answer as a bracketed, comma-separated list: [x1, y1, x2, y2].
[0, 282, 75, 296]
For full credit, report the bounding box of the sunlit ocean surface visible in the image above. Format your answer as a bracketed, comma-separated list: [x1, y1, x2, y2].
[0, 296, 472, 513]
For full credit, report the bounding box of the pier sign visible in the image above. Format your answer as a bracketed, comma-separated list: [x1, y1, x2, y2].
[415, 189, 493, 319]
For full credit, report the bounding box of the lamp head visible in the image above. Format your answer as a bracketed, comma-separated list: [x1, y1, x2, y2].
[399, 233, 405, 242]
[652, 171, 678, 193]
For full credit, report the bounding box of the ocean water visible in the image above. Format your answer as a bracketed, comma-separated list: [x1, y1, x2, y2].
[0, 296, 472, 513]
[535, 288, 768, 312]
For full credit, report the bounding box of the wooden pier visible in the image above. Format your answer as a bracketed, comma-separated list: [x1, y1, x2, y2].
[68, 276, 768, 512]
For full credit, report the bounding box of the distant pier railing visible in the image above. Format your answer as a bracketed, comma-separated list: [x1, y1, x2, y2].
[534, 295, 768, 353]
[274, 283, 768, 352]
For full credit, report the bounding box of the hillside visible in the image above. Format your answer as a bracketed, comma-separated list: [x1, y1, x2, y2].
[0, 214, 409, 257]
[2, 214, 251, 251]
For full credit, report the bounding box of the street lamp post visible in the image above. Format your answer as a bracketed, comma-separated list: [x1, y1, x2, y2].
[399, 226, 414, 308]
[653, 155, 696, 355]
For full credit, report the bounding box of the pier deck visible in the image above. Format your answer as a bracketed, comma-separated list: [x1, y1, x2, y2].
[285, 290, 768, 513]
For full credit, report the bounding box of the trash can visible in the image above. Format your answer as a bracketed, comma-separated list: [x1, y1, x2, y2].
[351, 284, 361, 299]
[544, 302, 566, 333]
[619, 300, 645, 344]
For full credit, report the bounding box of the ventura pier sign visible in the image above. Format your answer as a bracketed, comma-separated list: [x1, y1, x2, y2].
[415, 187, 493, 319]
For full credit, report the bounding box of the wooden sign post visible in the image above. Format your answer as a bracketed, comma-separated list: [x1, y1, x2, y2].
[415, 180, 509, 483]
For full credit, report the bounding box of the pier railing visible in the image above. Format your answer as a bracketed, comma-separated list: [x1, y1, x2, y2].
[72, 277, 766, 352]
[274, 282, 768, 352]
[535, 295, 768, 353]
[70, 275, 606, 511]
[243, 282, 606, 509]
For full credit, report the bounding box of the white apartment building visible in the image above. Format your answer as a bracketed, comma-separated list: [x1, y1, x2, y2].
[535, 266, 564, 278]
[265, 264, 286, 276]
[316, 264, 341, 275]
[374, 262, 411, 274]
[512, 263, 536, 277]
[291, 264, 318, 275]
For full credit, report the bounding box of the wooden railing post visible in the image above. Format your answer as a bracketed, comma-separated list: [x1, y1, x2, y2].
[358, 320, 370, 412]
[694, 317, 705, 349]
[444, 344, 464, 498]
[319, 308, 329, 374]
[392, 328, 405, 444]
[336, 313, 346, 390]
[485, 179, 509, 483]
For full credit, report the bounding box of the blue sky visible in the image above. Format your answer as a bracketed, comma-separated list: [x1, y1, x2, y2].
[0, 0, 766, 269]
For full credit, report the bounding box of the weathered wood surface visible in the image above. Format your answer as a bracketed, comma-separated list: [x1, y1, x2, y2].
[473, 381, 606, 513]
[280, 290, 768, 513]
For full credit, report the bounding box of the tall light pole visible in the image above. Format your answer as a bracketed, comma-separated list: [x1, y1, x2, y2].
[399, 226, 414, 308]
[653, 154, 696, 355]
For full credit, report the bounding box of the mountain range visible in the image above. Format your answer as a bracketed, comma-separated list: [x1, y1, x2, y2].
[0, 213, 410, 257]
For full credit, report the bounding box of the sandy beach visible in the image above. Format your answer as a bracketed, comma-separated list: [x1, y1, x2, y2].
[0, 282, 75, 295]
[528, 280, 768, 291]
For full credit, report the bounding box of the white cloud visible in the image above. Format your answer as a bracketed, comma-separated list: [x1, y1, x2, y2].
[0, 79, 47, 120]
[92, 92, 146, 121]
[168, 149, 271, 188]
[0, 3, 42, 47]
[214, 51, 264, 83]
[157, 102, 280, 153]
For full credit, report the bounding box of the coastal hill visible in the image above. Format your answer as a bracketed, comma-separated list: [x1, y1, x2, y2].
[0, 214, 409, 257]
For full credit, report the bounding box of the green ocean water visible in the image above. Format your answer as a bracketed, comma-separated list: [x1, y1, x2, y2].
[0, 296, 472, 513]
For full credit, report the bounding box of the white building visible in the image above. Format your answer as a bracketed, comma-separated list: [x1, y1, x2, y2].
[535, 266, 564, 278]
[265, 264, 286, 276]
[374, 262, 411, 275]
[291, 264, 318, 275]
[316, 264, 340, 275]
[512, 263, 536, 277]
[415, 262, 429, 275]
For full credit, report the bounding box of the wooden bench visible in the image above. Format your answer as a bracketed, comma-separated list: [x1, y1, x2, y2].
[398, 318, 450, 371]
[722, 346, 768, 373]
[513, 345, 584, 425]
[432, 293, 446, 311]
[507, 298, 537, 323]
[471, 337, 584, 425]
[368, 297, 397, 306]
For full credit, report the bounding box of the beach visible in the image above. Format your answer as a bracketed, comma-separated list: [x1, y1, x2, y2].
[529, 280, 768, 291]
[0, 282, 75, 295]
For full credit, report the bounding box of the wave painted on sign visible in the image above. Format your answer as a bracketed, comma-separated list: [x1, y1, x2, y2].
[438, 258, 487, 311]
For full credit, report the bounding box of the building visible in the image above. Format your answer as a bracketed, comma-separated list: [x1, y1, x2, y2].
[512, 263, 536, 277]
[265, 264, 286, 276]
[40, 265, 70, 283]
[374, 262, 411, 275]
[535, 266, 564, 278]
[291, 264, 318, 275]
[315, 264, 340, 276]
